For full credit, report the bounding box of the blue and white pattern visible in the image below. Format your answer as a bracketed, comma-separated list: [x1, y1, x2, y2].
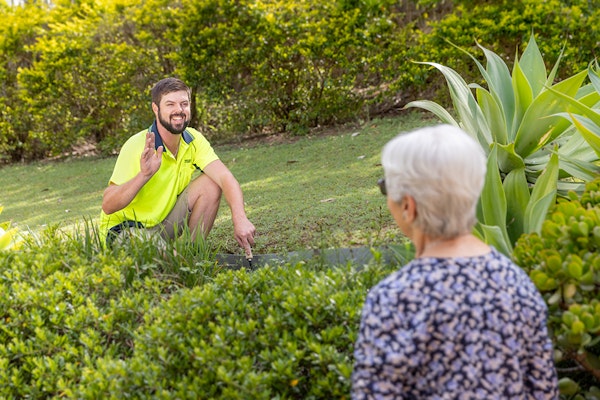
[352, 248, 558, 399]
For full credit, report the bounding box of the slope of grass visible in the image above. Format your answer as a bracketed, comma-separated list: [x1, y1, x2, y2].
[0, 113, 429, 255]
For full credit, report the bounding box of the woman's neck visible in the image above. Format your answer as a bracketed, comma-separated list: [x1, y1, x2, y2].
[416, 233, 490, 259]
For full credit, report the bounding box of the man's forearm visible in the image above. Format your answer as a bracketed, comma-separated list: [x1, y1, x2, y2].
[221, 176, 248, 222]
[101, 172, 151, 214]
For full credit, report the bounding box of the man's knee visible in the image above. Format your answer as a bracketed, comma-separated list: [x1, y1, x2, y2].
[188, 175, 222, 208]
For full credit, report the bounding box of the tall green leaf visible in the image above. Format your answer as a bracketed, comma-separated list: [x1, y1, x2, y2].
[502, 168, 530, 244]
[496, 142, 525, 174]
[587, 60, 600, 94]
[475, 85, 508, 145]
[524, 151, 559, 234]
[514, 70, 589, 157]
[556, 132, 600, 180]
[453, 40, 515, 138]
[413, 61, 491, 149]
[568, 114, 600, 157]
[474, 223, 512, 256]
[478, 145, 510, 248]
[511, 58, 534, 137]
[402, 100, 459, 127]
[518, 33, 547, 97]
[548, 90, 600, 126]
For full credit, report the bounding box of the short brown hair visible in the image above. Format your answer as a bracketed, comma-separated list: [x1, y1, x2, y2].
[150, 77, 191, 106]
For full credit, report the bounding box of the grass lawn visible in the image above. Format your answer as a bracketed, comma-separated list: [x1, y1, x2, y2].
[0, 112, 430, 255]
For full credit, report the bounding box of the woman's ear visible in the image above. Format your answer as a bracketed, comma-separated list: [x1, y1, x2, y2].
[404, 195, 417, 222]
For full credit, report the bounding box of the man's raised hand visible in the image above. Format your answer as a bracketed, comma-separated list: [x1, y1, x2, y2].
[141, 131, 163, 178]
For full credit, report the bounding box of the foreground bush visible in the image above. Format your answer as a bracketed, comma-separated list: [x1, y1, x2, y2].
[514, 178, 600, 398]
[66, 262, 395, 399]
[0, 224, 398, 398]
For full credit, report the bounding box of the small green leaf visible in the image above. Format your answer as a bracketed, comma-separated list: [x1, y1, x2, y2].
[567, 262, 583, 280]
[572, 320, 585, 335]
[562, 311, 576, 326]
[563, 283, 577, 299]
[558, 377, 580, 396]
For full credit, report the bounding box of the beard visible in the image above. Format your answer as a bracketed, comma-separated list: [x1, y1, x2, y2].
[158, 110, 190, 135]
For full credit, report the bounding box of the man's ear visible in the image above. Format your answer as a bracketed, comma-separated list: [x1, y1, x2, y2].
[151, 102, 158, 115]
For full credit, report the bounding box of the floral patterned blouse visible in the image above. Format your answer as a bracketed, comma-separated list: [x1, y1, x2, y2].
[352, 248, 558, 399]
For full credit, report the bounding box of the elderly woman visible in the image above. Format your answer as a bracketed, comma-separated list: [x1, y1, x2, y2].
[352, 125, 558, 399]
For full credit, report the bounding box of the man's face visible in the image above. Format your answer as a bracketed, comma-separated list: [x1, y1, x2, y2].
[155, 90, 191, 135]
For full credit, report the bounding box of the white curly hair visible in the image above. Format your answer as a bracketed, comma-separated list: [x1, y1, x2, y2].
[381, 124, 487, 239]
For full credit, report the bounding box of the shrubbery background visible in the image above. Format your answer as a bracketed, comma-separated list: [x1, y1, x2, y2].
[1, 0, 599, 162]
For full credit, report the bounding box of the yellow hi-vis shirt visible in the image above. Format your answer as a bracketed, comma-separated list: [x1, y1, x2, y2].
[99, 122, 219, 243]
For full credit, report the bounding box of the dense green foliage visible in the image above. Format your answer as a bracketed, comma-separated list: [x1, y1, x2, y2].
[0, 223, 400, 398]
[1, 0, 600, 161]
[514, 178, 600, 398]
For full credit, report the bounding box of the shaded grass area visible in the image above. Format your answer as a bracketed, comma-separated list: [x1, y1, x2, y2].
[0, 157, 113, 230]
[0, 113, 429, 255]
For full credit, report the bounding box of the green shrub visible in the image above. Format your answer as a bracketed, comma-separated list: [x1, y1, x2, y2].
[68, 262, 396, 398]
[0, 219, 401, 398]
[0, 223, 219, 398]
[514, 178, 600, 398]
[176, 0, 415, 138]
[5, 0, 600, 159]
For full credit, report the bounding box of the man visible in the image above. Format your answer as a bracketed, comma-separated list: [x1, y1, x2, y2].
[99, 77, 255, 256]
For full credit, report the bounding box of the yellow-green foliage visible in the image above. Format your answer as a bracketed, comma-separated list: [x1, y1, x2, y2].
[514, 178, 600, 397]
[0, 206, 19, 250]
[176, 0, 416, 137]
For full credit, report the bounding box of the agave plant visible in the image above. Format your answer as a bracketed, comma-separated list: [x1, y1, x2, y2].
[405, 34, 600, 255]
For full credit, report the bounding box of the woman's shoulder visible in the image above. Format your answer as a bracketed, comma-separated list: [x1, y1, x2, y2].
[371, 249, 516, 294]
[371, 257, 446, 293]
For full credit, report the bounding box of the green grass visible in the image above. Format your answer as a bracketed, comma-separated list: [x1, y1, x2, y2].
[0, 113, 429, 255]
